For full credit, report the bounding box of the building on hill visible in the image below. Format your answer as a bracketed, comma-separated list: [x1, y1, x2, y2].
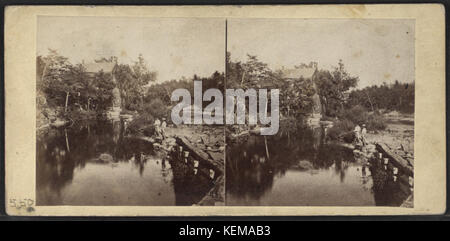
[84, 62, 117, 79]
[280, 63, 318, 82]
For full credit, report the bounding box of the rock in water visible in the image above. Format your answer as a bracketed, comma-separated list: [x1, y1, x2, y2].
[99, 153, 113, 163]
[296, 160, 314, 170]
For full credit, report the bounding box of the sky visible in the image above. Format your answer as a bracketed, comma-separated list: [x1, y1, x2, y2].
[37, 16, 225, 83]
[38, 17, 414, 88]
[228, 19, 415, 89]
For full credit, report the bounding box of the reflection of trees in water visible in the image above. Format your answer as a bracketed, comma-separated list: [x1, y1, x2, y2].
[36, 120, 155, 204]
[227, 125, 410, 206]
[369, 159, 410, 206]
[168, 152, 214, 205]
[37, 120, 214, 206]
[37, 128, 77, 199]
[227, 148, 275, 200]
[226, 126, 356, 199]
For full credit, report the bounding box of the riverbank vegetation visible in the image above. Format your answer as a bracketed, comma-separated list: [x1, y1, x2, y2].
[226, 52, 414, 142]
[37, 50, 157, 127]
[127, 71, 225, 137]
[37, 49, 224, 134]
[37, 49, 413, 143]
[327, 81, 414, 142]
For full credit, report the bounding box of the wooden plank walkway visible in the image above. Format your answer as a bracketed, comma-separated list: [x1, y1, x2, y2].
[376, 143, 413, 177]
[175, 136, 224, 175]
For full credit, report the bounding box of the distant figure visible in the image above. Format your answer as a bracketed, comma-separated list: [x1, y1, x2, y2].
[154, 118, 162, 138]
[161, 118, 167, 139]
[354, 124, 362, 147]
[361, 124, 367, 145]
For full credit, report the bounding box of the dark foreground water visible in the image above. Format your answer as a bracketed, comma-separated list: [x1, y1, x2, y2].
[226, 127, 411, 206]
[37, 120, 213, 206]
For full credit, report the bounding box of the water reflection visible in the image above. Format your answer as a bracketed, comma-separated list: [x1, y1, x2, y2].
[37, 120, 212, 206]
[226, 126, 410, 206]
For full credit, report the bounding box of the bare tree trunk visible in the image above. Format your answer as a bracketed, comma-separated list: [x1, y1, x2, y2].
[41, 63, 47, 83]
[65, 92, 70, 112]
[65, 129, 70, 152]
[264, 136, 270, 160]
[240, 70, 246, 86]
[365, 91, 375, 112]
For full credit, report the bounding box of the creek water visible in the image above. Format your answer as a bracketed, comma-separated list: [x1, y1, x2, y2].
[36, 120, 213, 206]
[226, 126, 411, 206]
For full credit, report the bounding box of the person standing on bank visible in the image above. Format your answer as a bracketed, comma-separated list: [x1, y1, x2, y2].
[161, 118, 167, 139]
[354, 124, 362, 147]
[154, 118, 162, 139]
[361, 124, 367, 146]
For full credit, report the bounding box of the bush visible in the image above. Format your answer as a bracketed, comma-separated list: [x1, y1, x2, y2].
[338, 105, 368, 126]
[337, 105, 387, 131]
[143, 125, 155, 136]
[127, 112, 154, 136]
[127, 98, 170, 137]
[366, 113, 387, 131]
[327, 119, 354, 141]
[141, 98, 168, 120]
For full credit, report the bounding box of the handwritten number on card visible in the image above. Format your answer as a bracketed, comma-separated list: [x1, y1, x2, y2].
[9, 198, 34, 209]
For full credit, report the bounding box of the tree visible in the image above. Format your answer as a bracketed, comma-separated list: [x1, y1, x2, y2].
[115, 64, 138, 110]
[315, 60, 359, 116]
[132, 54, 157, 107]
[226, 52, 316, 118]
[278, 76, 316, 118]
[62, 64, 86, 112]
[346, 81, 414, 113]
[229, 54, 274, 89]
[115, 55, 157, 111]
[93, 70, 115, 111]
[39, 50, 88, 112]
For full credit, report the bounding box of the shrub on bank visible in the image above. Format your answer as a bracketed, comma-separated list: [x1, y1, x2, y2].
[366, 113, 387, 131]
[127, 98, 168, 136]
[337, 105, 368, 126]
[143, 125, 156, 137]
[141, 98, 168, 120]
[127, 112, 155, 136]
[327, 106, 387, 141]
[337, 105, 387, 131]
[327, 119, 354, 142]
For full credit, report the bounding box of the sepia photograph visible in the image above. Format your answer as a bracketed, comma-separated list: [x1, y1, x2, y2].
[225, 19, 415, 206]
[36, 16, 225, 206]
[4, 4, 445, 216]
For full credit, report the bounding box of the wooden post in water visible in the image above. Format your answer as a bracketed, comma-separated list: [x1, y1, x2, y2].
[64, 129, 70, 152]
[264, 136, 270, 160]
